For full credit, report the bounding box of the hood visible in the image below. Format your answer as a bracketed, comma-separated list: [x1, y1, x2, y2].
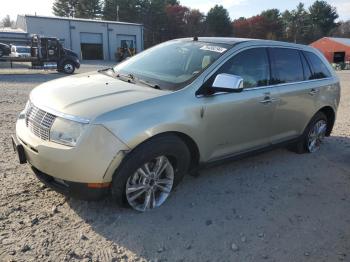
[30, 72, 168, 121]
[64, 48, 79, 58]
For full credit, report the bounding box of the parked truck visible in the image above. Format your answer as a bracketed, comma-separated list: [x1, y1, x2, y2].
[0, 35, 80, 74]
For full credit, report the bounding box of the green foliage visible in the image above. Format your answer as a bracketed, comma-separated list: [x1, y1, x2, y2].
[75, 0, 102, 18]
[308, 0, 339, 40]
[102, 0, 140, 22]
[282, 3, 310, 43]
[52, 0, 78, 17]
[260, 9, 284, 39]
[233, 1, 340, 44]
[51, 0, 345, 46]
[206, 5, 232, 36]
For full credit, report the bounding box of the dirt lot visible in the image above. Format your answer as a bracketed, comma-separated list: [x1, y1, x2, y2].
[0, 70, 350, 262]
[0, 61, 115, 74]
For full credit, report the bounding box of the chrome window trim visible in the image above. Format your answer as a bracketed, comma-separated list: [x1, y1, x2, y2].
[201, 44, 311, 85]
[196, 77, 334, 98]
[243, 77, 334, 92]
[196, 43, 334, 98]
[30, 100, 90, 124]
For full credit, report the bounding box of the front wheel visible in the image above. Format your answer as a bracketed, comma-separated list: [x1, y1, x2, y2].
[61, 61, 75, 74]
[290, 112, 328, 154]
[111, 135, 190, 212]
[0, 48, 4, 57]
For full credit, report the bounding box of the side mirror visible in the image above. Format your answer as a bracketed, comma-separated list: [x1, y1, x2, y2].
[212, 73, 244, 93]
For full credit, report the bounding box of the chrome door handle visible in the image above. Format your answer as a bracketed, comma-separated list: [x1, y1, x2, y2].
[309, 89, 319, 96]
[260, 97, 279, 104]
[260, 98, 272, 104]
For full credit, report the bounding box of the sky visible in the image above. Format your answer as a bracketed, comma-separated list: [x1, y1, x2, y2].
[1, 0, 350, 23]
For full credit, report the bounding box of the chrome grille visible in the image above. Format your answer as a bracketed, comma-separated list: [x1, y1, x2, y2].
[25, 102, 56, 141]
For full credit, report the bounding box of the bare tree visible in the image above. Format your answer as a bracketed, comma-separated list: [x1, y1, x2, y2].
[1, 15, 15, 28]
[332, 20, 350, 38]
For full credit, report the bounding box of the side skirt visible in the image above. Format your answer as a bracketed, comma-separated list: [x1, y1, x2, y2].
[196, 136, 302, 172]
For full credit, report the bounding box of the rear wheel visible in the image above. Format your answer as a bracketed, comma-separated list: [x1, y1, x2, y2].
[111, 135, 190, 212]
[290, 112, 328, 154]
[0, 48, 3, 57]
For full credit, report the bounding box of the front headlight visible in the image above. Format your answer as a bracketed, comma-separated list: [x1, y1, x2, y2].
[50, 117, 86, 147]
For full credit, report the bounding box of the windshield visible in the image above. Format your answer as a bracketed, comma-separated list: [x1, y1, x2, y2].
[113, 40, 231, 91]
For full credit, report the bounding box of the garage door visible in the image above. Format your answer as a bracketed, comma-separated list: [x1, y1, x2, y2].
[80, 33, 103, 60]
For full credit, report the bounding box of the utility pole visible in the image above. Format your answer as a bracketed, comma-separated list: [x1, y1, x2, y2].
[117, 5, 119, 21]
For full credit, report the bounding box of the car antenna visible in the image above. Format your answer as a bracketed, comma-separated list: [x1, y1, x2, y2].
[193, 36, 198, 41]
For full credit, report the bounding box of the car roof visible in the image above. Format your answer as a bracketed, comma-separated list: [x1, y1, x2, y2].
[178, 37, 252, 45]
[178, 37, 311, 50]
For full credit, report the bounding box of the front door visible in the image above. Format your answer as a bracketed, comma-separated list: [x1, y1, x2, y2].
[47, 39, 60, 60]
[199, 48, 279, 161]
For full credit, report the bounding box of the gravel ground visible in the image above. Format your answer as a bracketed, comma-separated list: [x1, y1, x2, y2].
[0, 71, 350, 262]
[0, 61, 115, 74]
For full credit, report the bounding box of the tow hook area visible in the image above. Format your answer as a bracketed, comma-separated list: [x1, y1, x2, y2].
[11, 135, 27, 164]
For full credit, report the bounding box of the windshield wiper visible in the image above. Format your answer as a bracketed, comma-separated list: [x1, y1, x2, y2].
[138, 79, 161, 90]
[115, 72, 136, 84]
[98, 67, 114, 73]
[97, 67, 116, 78]
[114, 72, 161, 89]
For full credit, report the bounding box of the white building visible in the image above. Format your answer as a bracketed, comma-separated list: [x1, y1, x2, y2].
[9, 15, 144, 61]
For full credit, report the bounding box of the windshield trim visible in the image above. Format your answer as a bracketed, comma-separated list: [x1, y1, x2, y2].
[113, 40, 232, 91]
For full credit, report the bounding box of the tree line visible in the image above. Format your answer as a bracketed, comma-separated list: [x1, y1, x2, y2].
[0, 0, 345, 48]
[232, 2, 341, 44]
[51, 0, 231, 47]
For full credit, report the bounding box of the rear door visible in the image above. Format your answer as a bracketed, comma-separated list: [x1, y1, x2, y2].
[268, 47, 317, 143]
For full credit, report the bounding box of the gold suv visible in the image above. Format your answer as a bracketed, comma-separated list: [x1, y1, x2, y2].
[12, 38, 340, 212]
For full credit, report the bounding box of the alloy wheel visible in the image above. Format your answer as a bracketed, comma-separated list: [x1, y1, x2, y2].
[307, 119, 327, 153]
[125, 156, 174, 212]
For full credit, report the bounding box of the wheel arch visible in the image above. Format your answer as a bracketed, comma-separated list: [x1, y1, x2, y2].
[125, 131, 200, 172]
[317, 106, 336, 136]
[168, 131, 200, 171]
[58, 56, 79, 68]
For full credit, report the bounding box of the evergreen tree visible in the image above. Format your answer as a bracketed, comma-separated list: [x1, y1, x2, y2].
[260, 9, 284, 40]
[103, 0, 141, 22]
[308, 0, 339, 40]
[205, 5, 232, 36]
[282, 3, 309, 43]
[76, 0, 102, 19]
[52, 0, 78, 17]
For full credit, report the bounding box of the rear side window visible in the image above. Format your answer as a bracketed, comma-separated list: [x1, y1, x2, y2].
[216, 48, 269, 88]
[300, 52, 313, 80]
[303, 51, 331, 79]
[269, 48, 304, 84]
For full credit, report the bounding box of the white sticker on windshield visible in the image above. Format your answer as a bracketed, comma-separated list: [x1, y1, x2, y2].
[200, 45, 227, 53]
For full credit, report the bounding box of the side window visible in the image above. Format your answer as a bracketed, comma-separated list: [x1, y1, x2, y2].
[269, 48, 304, 84]
[300, 51, 313, 80]
[303, 51, 331, 79]
[216, 48, 269, 88]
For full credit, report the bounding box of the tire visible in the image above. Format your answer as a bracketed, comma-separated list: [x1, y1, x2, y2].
[0, 48, 3, 57]
[111, 135, 190, 212]
[290, 111, 328, 154]
[61, 61, 75, 74]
